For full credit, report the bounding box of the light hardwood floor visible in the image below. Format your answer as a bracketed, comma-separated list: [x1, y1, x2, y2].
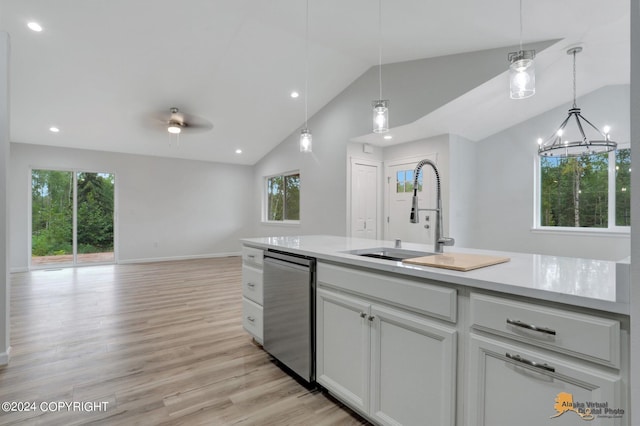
[1, 257, 369, 425]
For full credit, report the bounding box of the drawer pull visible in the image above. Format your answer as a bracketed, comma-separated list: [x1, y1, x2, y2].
[506, 318, 556, 336]
[247, 282, 256, 288]
[505, 352, 555, 373]
[247, 254, 256, 259]
[247, 316, 256, 323]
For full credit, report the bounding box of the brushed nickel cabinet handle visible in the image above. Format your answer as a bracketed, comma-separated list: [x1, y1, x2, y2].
[247, 316, 255, 323]
[506, 318, 556, 336]
[505, 352, 555, 373]
[247, 282, 256, 288]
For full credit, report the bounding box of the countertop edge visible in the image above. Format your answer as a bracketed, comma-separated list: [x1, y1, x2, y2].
[242, 236, 629, 316]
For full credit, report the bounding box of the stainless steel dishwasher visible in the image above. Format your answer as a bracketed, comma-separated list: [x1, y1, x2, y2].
[263, 250, 316, 384]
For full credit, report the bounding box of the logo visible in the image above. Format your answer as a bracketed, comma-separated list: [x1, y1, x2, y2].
[550, 392, 624, 421]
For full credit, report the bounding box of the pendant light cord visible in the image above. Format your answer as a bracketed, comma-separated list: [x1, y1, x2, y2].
[518, 0, 523, 52]
[378, 0, 383, 100]
[572, 50, 577, 108]
[304, 0, 309, 128]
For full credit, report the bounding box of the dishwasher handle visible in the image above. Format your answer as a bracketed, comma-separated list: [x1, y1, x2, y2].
[264, 250, 315, 268]
[264, 256, 312, 273]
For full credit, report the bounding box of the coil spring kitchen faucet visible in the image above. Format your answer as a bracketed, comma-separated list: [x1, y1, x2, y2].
[409, 159, 455, 253]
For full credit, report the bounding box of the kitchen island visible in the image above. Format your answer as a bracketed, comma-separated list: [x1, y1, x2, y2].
[240, 235, 630, 426]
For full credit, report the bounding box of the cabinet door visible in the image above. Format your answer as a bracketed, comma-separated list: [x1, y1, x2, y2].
[316, 287, 371, 414]
[370, 305, 457, 426]
[466, 335, 624, 426]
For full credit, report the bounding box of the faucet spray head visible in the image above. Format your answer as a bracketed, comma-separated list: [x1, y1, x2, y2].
[409, 192, 419, 223]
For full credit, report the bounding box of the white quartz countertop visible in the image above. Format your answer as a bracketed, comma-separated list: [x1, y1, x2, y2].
[241, 235, 630, 315]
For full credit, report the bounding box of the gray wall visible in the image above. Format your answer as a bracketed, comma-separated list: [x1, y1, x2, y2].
[252, 43, 541, 238]
[448, 134, 477, 249]
[470, 85, 630, 260]
[1, 33, 10, 364]
[629, 0, 639, 420]
[253, 39, 630, 262]
[10, 143, 254, 270]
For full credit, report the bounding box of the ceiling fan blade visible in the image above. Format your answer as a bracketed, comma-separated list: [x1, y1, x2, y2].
[181, 112, 214, 132]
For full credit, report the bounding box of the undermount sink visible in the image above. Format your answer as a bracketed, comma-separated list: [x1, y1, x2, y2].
[344, 247, 434, 262]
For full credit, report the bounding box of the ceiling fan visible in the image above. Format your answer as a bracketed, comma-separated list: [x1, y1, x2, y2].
[147, 107, 213, 135]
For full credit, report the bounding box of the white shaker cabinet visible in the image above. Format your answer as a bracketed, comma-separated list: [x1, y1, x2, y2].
[316, 288, 370, 414]
[369, 303, 456, 426]
[467, 292, 626, 426]
[317, 285, 457, 426]
[466, 334, 623, 426]
[241, 246, 264, 343]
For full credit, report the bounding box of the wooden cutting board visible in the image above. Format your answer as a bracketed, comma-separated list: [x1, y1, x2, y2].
[402, 252, 510, 272]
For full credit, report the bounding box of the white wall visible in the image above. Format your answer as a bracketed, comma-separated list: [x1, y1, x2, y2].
[1, 33, 11, 364]
[469, 85, 631, 260]
[10, 143, 254, 270]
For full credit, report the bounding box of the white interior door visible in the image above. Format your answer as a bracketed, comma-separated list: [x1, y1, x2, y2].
[351, 161, 379, 239]
[385, 155, 436, 244]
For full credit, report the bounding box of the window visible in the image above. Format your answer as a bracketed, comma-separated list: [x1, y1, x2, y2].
[265, 172, 300, 222]
[538, 148, 630, 230]
[396, 169, 423, 193]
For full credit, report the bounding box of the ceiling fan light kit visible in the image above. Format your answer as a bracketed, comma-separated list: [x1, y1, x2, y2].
[149, 107, 213, 140]
[167, 107, 183, 134]
[167, 123, 182, 134]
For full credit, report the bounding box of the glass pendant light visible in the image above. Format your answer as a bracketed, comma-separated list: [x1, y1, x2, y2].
[300, 128, 312, 152]
[508, 0, 535, 99]
[538, 47, 617, 157]
[300, 0, 312, 153]
[372, 0, 389, 133]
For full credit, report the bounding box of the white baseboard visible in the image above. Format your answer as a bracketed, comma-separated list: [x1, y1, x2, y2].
[118, 252, 242, 265]
[0, 346, 12, 366]
[10, 266, 28, 273]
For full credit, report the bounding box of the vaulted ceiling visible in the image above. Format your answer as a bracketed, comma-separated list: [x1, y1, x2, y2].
[0, 0, 630, 165]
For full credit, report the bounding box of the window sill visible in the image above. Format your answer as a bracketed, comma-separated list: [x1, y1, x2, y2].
[531, 227, 630, 238]
[261, 220, 300, 227]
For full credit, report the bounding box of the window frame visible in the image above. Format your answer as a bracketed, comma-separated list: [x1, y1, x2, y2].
[262, 170, 301, 225]
[533, 144, 630, 236]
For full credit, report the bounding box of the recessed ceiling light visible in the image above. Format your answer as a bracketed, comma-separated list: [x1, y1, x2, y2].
[49, 126, 60, 133]
[290, 91, 299, 98]
[383, 135, 393, 140]
[27, 22, 43, 32]
[235, 149, 242, 154]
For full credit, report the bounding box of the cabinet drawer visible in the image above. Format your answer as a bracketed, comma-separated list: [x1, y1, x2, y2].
[242, 265, 263, 304]
[470, 293, 620, 368]
[242, 246, 263, 267]
[467, 334, 623, 426]
[318, 262, 456, 322]
[242, 297, 263, 343]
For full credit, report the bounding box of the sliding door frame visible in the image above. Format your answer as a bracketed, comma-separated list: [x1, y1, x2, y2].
[28, 166, 118, 270]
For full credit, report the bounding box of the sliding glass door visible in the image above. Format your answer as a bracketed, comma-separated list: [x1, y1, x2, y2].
[31, 169, 115, 267]
[31, 170, 74, 266]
